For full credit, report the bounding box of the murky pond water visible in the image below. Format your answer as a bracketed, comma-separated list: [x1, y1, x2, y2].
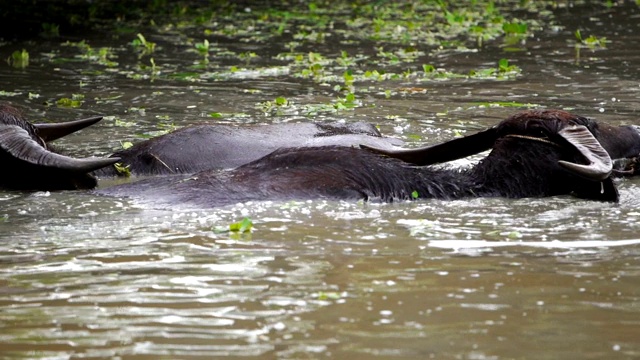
[2, 2, 640, 359]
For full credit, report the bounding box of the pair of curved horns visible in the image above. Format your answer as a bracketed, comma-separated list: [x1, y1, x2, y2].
[0, 117, 119, 173]
[361, 125, 612, 181]
[34, 115, 104, 142]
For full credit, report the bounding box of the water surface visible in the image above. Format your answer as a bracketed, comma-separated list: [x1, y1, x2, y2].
[1, 2, 640, 359]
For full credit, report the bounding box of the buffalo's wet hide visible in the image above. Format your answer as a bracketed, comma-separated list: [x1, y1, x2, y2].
[94, 121, 404, 177]
[98, 116, 619, 208]
[94, 109, 640, 179]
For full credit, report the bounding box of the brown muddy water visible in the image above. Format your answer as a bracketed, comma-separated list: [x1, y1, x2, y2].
[1, 2, 640, 359]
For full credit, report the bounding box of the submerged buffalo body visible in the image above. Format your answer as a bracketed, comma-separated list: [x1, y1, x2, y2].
[95, 109, 640, 180]
[99, 111, 621, 208]
[2, 104, 640, 204]
[94, 122, 404, 177]
[0, 104, 402, 190]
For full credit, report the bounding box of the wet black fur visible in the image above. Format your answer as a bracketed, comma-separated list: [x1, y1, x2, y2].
[100, 114, 619, 208]
[93, 121, 402, 177]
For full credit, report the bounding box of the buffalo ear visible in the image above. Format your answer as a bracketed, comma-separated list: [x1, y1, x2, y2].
[557, 125, 612, 181]
[0, 125, 120, 172]
[34, 116, 103, 142]
[360, 127, 498, 166]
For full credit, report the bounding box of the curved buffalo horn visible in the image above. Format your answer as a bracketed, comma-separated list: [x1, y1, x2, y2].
[360, 127, 498, 166]
[34, 116, 103, 142]
[557, 125, 612, 181]
[0, 126, 120, 172]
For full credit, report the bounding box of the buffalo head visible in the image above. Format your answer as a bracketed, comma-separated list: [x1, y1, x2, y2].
[0, 104, 119, 190]
[361, 109, 640, 171]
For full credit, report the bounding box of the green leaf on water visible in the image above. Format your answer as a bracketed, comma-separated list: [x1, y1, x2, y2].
[422, 64, 435, 73]
[317, 291, 341, 300]
[507, 231, 522, 239]
[411, 190, 419, 199]
[502, 22, 527, 34]
[114, 163, 131, 177]
[229, 217, 253, 233]
[56, 97, 83, 108]
[11, 49, 29, 68]
[275, 96, 288, 106]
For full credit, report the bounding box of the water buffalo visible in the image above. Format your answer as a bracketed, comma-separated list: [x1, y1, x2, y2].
[94, 121, 404, 177]
[99, 111, 620, 208]
[2, 104, 639, 198]
[94, 109, 640, 178]
[0, 104, 118, 190]
[362, 109, 640, 168]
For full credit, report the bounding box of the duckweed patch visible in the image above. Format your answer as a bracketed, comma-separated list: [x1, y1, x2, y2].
[55, 94, 85, 108]
[13, 1, 553, 90]
[0, 1, 606, 130]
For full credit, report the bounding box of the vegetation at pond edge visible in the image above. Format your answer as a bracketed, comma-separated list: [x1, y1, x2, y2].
[0, 1, 630, 124]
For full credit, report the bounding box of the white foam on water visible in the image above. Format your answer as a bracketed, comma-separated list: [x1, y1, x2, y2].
[428, 239, 640, 249]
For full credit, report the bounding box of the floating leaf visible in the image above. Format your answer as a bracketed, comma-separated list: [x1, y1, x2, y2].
[114, 163, 131, 177]
[10, 49, 29, 68]
[229, 217, 253, 233]
[56, 97, 83, 108]
[275, 96, 288, 106]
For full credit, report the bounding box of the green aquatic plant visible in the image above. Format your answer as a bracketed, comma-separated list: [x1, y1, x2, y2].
[502, 21, 529, 50]
[0, 90, 21, 97]
[238, 51, 258, 65]
[9, 49, 29, 69]
[259, 92, 364, 116]
[230, 217, 253, 233]
[55, 94, 85, 108]
[469, 58, 521, 79]
[497, 58, 519, 73]
[260, 96, 289, 114]
[574, 30, 608, 63]
[316, 291, 342, 301]
[503, 22, 528, 35]
[195, 39, 210, 63]
[213, 217, 254, 233]
[41, 23, 60, 38]
[575, 30, 608, 49]
[114, 163, 131, 177]
[333, 92, 359, 110]
[61, 40, 118, 67]
[131, 33, 156, 55]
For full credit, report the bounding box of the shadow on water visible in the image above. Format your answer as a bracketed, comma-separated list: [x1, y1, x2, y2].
[1, 1, 640, 359]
